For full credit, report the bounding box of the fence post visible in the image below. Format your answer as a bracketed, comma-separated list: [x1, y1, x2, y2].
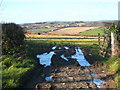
[98, 33, 101, 47]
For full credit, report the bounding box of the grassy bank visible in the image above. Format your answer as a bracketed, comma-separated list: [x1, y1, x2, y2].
[102, 57, 120, 88]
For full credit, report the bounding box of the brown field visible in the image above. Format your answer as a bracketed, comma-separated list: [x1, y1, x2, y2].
[47, 27, 100, 35]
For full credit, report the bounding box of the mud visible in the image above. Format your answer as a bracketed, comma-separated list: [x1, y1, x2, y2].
[27, 46, 117, 89]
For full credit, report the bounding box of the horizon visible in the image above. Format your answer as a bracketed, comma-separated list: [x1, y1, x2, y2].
[1, 0, 119, 24]
[5, 20, 118, 25]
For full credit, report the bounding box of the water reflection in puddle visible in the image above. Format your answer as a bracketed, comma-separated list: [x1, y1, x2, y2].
[52, 46, 70, 50]
[45, 76, 52, 82]
[52, 46, 57, 50]
[37, 51, 56, 67]
[93, 78, 105, 88]
[37, 46, 91, 67]
[64, 46, 69, 50]
[58, 47, 62, 49]
[91, 73, 95, 76]
[61, 54, 69, 61]
[71, 47, 91, 66]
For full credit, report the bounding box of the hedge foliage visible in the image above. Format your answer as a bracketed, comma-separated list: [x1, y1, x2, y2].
[2, 23, 25, 55]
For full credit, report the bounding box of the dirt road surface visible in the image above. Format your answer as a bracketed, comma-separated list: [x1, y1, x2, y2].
[24, 46, 116, 89]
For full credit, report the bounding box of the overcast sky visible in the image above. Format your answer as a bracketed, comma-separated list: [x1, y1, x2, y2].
[1, 0, 119, 24]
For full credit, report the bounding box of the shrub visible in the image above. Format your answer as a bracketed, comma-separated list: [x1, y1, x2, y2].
[2, 23, 25, 55]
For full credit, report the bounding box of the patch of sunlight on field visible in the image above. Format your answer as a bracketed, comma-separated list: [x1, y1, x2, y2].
[26, 38, 98, 46]
[73, 42, 96, 45]
[25, 34, 99, 39]
[25, 34, 100, 45]
[26, 38, 98, 42]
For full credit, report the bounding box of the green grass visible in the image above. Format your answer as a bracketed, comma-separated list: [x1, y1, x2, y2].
[2, 39, 60, 89]
[25, 28, 57, 33]
[101, 57, 120, 72]
[1, 55, 35, 88]
[102, 57, 120, 88]
[78, 27, 106, 35]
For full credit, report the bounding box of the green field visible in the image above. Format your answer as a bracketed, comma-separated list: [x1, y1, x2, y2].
[78, 27, 106, 35]
[25, 28, 57, 33]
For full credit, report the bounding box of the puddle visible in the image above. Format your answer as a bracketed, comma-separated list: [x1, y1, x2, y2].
[37, 46, 90, 67]
[52, 46, 57, 50]
[61, 54, 69, 61]
[45, 76, 52, 82]
[89, 54, 92, 56]
[58, 47, 62, 49]
[71, 47, 91, 66]
[93, 78, 105, 88]
[64, 46, 69, 50]
[91, 73, 95, 76]
[37, 51, 56, 67]
[52, 46, 69, 50]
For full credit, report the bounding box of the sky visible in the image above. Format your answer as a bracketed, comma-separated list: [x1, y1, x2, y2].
[0, 0, 120, 24]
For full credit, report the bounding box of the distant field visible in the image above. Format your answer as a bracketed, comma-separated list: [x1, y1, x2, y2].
[25, 28, 57, 33]
[78, 27, 105, 35]
[47, 27, 100, 35]
[25, 34, 102, 46]
[26, 37, 98, 45]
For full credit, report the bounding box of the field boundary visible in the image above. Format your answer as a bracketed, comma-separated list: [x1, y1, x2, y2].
[25, 33, 105, 38]
[98, 33, 111, 58]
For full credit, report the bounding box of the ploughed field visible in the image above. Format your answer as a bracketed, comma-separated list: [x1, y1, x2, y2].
[47, 27, 100, 35]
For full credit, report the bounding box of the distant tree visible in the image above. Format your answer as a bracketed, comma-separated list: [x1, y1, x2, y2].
[2, 23, 25, 55]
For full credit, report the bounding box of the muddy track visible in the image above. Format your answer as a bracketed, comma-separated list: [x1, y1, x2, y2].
[26, 46, 116, 89]
[36, 65, 116, 89]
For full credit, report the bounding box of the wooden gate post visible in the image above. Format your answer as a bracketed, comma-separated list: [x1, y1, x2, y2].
[98, 33, 100, 47]
[111, 32, 120, 57]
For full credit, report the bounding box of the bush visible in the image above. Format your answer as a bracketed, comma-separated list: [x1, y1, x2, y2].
[2, 23, 25, 55]
[1, 55, 35, 88]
